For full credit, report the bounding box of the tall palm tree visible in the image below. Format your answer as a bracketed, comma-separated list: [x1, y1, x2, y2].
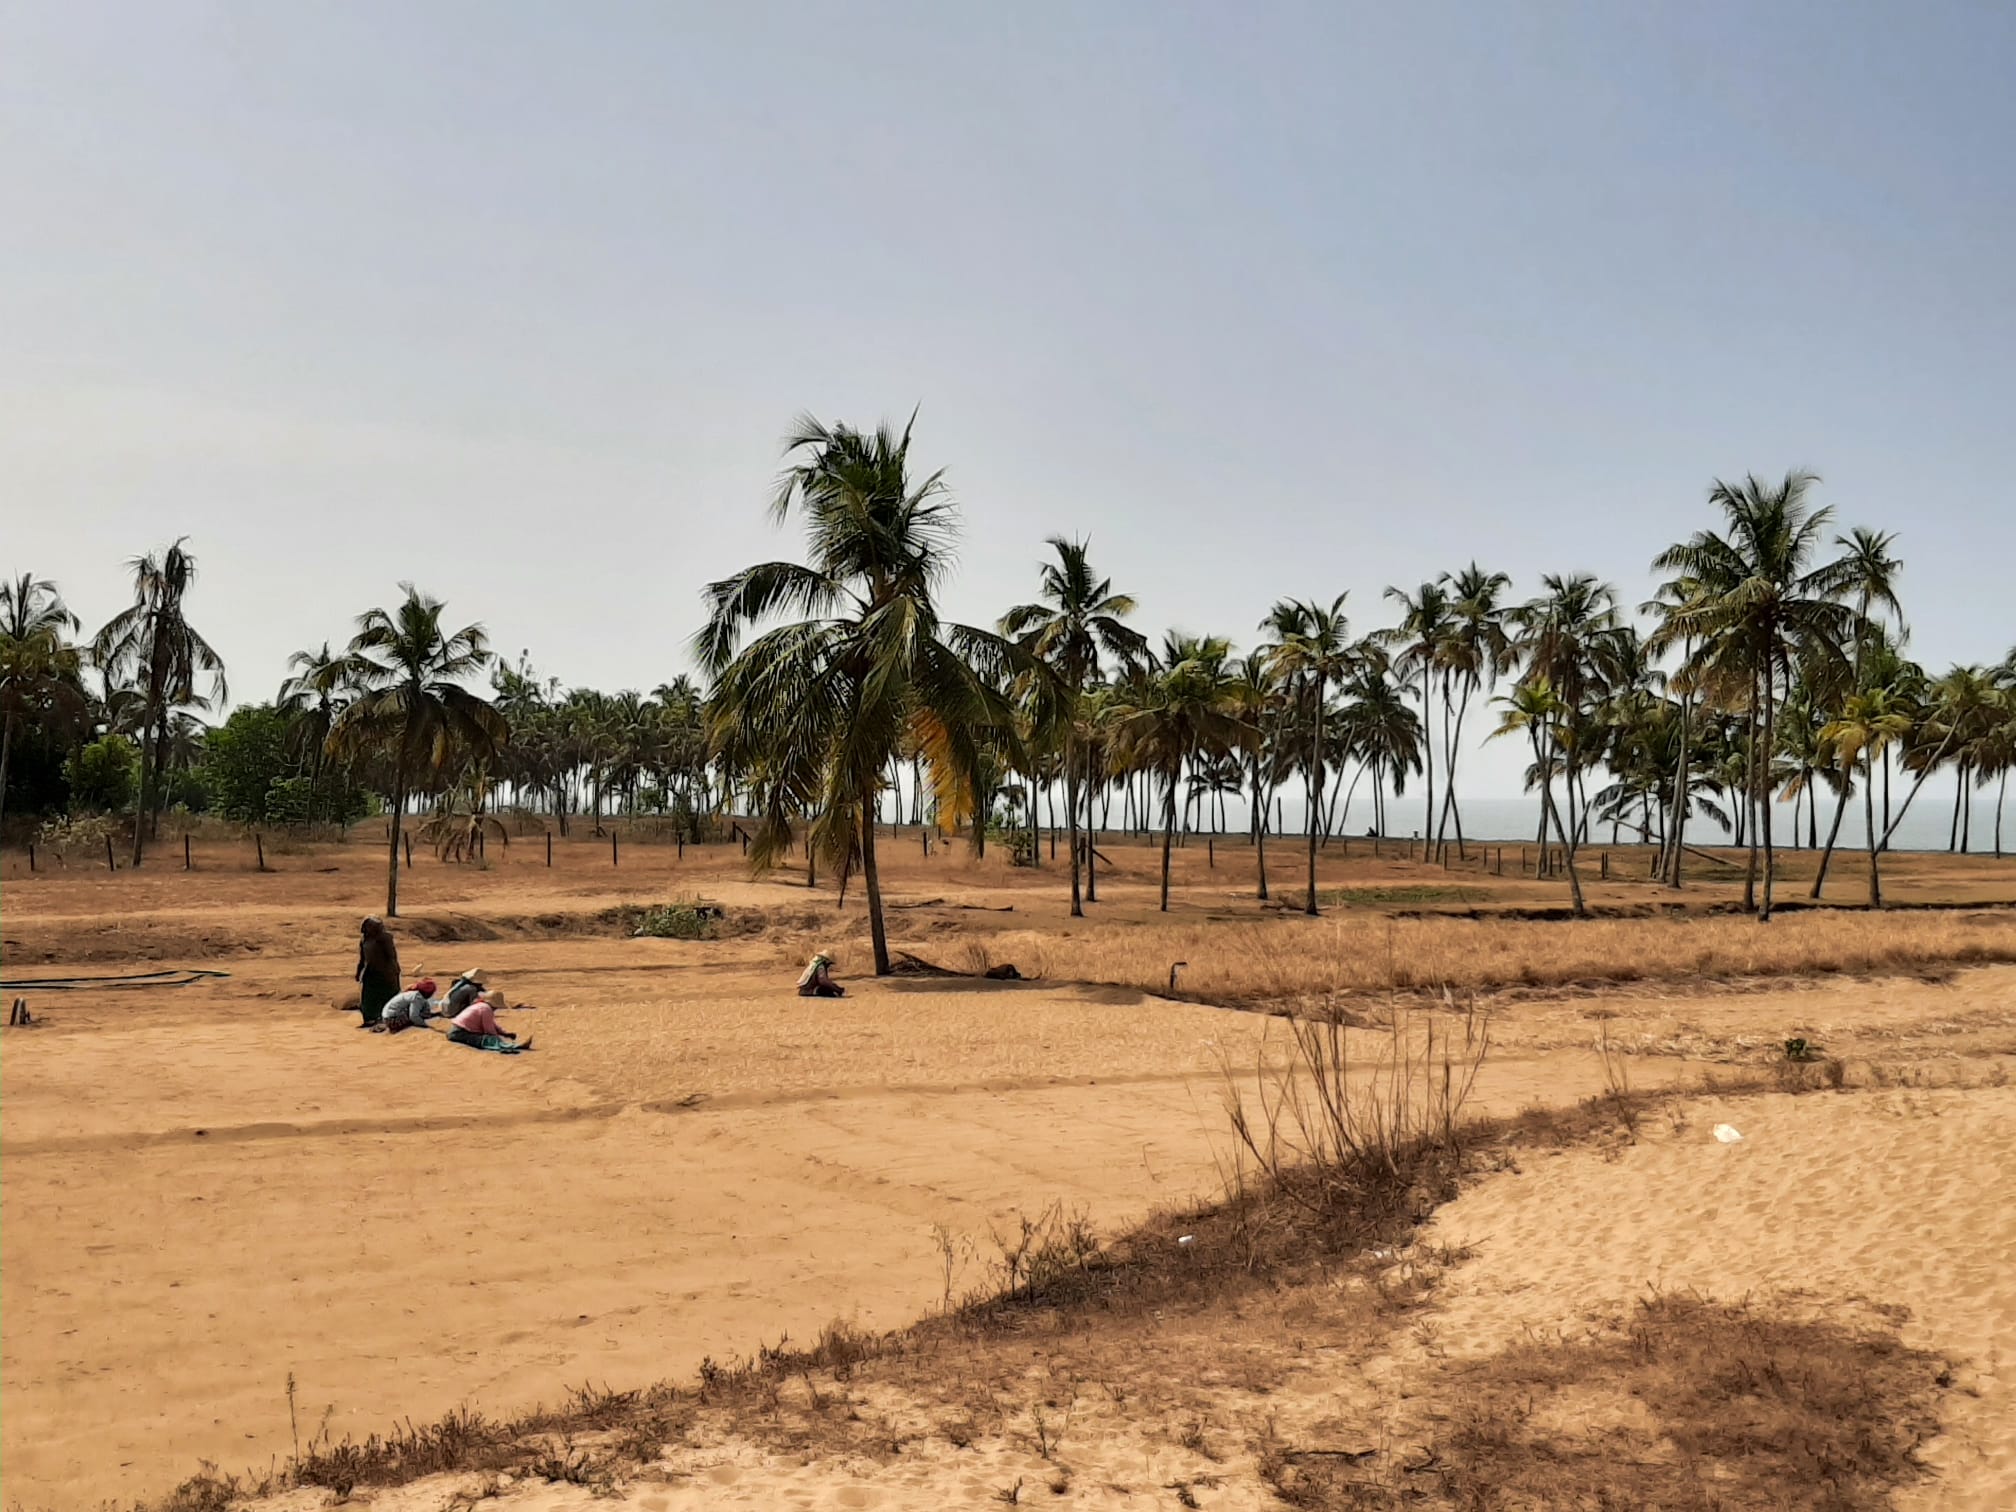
[0, 574, 87, 830]
[1000, 538, 1146, 918]
[1112, 639, 1250, 912]
[94, 539, 228, 864]
[1492, 679, 1587, 916]
[1511, 573, 1624, 863]
[1381, 582, 1454, 851]
[698, 413, 1018, 975]
[1266, 595, 1352, 915]
[330, 585, 507, 917]
[1333, 653, 1423, 838]
[1436, 564, 1513, 858]
[1228, 651, 1288, 900]
[1651, 473, 1852, 921]
[1811, 527, 1905, 897]
[278, 641, 353, 825]
[1819, 689, 1912, 907]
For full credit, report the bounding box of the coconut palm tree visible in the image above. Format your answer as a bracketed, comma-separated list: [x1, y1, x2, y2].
[94, 539, 228, 864]
[1000, 538, 1147, 917]
[277, 641, 354, 826]
[1111, 638, 1250, 912]
[1810, 527, 1905, 897]
[1510, 573, 1625, 863]
[1650, 473, 1852, 920]
[1333, 653, 1423, 838]
[1380, 582, 1455, 853]
[1228, 651, 1289, 900]
[1819, 689, 1913, 907]
[0, 574, 87, 830]
[1492, 678, 1587, 916]
[1436, 564, 1513, 859]
[697, 413, 1019, 975]
[330, 585, 507, 917]
[1265, 595, 1352, 915]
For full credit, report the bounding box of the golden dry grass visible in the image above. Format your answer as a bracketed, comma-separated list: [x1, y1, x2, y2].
[982, 906, 2016, 1005]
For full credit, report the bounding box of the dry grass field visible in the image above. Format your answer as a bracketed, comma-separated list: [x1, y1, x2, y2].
[2, 828, 2014, 1509]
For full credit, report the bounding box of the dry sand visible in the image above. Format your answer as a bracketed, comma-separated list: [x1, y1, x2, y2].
[3, 835, 2014, 1506]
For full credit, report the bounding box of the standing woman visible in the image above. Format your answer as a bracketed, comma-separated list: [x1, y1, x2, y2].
[356, 916, 401, 1028]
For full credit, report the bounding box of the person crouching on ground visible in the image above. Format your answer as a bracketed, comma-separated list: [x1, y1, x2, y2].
[376, 978, 440, 1034]
[444, 968, 488, 1014]
[797, 953, 844, 998]
[356, 916, 401, 1028]
[446, 991, 529, 1051]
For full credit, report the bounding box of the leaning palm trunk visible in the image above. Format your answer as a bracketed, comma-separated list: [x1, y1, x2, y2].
[1305, 688, 1325, 916]
[1875, 725, 1961, 856]
[1811, 766, 1853, 898]
[1759, 662, 1779, 922]
[1065, 752, 1083, 918]
[1534, 729, 1586, 917]
[859, 804, 890, 975]
[1158, 765, 1178, 912]
[1664, 656, 1692, 888]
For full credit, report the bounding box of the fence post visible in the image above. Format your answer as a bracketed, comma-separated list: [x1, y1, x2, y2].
[546, 832, 553, 867]
[28, 842, 36, 873]
[255, 832, 267, 872]
[403, 832, 412, 869]
[1601, 850, 1610, 880]
[677, 835, 684, 862]
[611, 834, 618, 867]
[184, 834, 192, 870]
[105, 835, 116, 871]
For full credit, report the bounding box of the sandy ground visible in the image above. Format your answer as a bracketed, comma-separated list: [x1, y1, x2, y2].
[3, 835, 2014, 1506]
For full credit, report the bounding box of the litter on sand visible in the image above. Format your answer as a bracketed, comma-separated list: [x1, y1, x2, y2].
[1712, 1124, 1745, 1144]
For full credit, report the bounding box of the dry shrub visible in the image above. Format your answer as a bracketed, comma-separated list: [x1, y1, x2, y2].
[1261, 1295, 1947, 1509]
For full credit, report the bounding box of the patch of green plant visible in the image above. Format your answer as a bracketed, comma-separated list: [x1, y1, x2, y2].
[1783, 1037, 1822, 1063]
[1311, 885, 1485, 907]
[632, 901, 720, 940]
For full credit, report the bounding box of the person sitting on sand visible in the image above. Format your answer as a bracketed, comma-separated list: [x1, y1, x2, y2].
[376, 979, 440, 1034]
[445, 992, 531, 1052]
[444, 968, 488, 1014]
[797, 952, 844, 998]
[356, 917, 401, 1028]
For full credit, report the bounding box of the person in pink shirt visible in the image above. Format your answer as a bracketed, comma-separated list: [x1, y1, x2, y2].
[445, 992, 531, 1053]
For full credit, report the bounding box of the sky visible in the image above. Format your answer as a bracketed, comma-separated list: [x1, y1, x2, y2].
[4, 0, 2013, 801]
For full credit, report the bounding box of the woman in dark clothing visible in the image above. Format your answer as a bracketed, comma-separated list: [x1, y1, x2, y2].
[356, 916, 401, 1027]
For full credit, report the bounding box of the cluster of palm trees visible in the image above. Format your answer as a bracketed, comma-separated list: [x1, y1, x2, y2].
[7, 432, 2016, 955]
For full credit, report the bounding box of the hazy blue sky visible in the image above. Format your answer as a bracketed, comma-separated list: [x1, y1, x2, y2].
[5, 1, 2012, 798]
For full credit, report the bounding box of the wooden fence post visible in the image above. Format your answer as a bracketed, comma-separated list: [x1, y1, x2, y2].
[255, 833, 267, 872]
[677, 835, 684, 861]
[28, 842, 36, 872]
[184, 834, 192, 870]
[611, 834, 618, 867]
[403, 832, 412, 869]
[546, 832, 553, 867]
[105, 835, 116, 871]
[1601, 850, 1610, 880]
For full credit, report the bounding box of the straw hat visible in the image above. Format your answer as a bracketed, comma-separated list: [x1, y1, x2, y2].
[462, 967, 486, 985]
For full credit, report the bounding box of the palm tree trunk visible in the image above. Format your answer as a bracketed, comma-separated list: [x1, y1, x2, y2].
[1536, 731, 1585, 917]
[1811, 766, 1853, 898]
[860, 803, 891, 976]
[1742, 671, 1759, 912]
[385, 759, 409, 917]
[1759, 660, 1778, 922]
[1305, 683, 1324, 915]
[1421, 672, 1435, 849]
[1950, 766, 1963, 850]
[1866, 743, 1882, 908]
[1065, 747, 1083, 918]
[0, 714, 13, 835]
[1877, 727, 1961, 855]
[1084, 764, 1099, 903]
[1159, 769, 1177, 912]
[1254, 776, 1270, 901]
[1665, 651, 1691, 888]
[1995, 771, 2006, 860]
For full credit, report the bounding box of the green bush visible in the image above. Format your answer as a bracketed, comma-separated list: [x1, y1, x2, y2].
[632, 902, 718, 940]
[63, 736, 138, 813]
